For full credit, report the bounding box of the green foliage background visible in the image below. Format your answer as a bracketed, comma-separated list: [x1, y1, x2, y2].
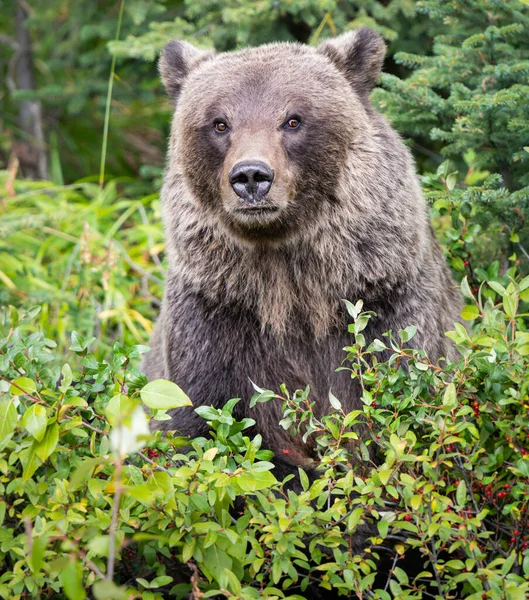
[1, 0, 529, 599]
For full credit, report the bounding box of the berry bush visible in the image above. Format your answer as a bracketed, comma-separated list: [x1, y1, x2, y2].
[1, 268, 529, 600]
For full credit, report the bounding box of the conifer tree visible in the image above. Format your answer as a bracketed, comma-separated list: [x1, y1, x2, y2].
[374, 0, 529, 254]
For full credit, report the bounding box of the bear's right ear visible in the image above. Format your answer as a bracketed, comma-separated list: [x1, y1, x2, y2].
[317, 28, 386, 100]
[159, 40, 215, 104]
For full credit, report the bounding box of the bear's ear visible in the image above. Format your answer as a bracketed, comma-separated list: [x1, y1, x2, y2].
[317, 28, 386, 99]
[159, 40, 215, 104]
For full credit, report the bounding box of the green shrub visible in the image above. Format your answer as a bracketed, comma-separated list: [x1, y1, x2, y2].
[1, 269, 529, 600]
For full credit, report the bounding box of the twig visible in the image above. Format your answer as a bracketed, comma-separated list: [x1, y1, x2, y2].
[48, 534, 106, 580]
[427, 505, 444, 597]
[187, 561, 204, 599]
[24, 517, 33, 556]
[0, 373, 43, 403]
[517, 243, 529, 262]
[80, 551, 106, 580]
[106, 460, 123, 581]
[138, 451, 171, 474]
[384, 552, 399, 592]
[77, 418, 105, 435]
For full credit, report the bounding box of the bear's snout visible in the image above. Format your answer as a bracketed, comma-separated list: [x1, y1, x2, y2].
[228, 160, 274, 206]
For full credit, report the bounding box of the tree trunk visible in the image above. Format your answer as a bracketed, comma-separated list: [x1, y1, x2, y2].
[14, 0, 48, 179]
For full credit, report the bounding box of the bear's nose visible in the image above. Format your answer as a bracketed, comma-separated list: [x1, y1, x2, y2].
[229, 160, 274, 204]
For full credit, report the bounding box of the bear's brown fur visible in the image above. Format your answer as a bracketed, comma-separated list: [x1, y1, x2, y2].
[143, 28, 461, 472]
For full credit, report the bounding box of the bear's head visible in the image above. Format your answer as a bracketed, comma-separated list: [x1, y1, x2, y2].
[160, 29, 386, 244]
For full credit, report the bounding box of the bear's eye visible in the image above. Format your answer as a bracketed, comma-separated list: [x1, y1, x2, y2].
[285, 118, 301, 129]
[214, 121, 228, 133]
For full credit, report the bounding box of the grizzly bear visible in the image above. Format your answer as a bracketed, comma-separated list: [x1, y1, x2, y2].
[143, 29, 460, 475]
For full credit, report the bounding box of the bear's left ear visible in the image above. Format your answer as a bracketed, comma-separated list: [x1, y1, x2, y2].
[317, 28, 386, 99]
[159, 40, 216, 104]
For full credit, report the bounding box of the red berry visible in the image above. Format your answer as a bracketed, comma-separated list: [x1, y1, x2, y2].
[283, 449, 290, 455]
[166, 461, 171, 467]
[464, 260, 470, 267]
[404, 514, 412, 522]
[513, 530, 520, 536]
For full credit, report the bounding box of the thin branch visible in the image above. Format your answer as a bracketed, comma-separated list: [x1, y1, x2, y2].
[106, 460, 123, 582]
[384, 553, 399, 592]
[80, 551, 106, 580]
[517, 243, 529, 262]
[138, 451, 171, 474]
[0, 373, 43, 403]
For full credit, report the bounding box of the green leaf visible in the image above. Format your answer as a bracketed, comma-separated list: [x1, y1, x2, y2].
[140, 379, 192, 410]
[443, 383, 457, 409]
[69, 457, 103, 491]
[10, 377, 36, 396]
[92, 581, 129, 600]
[461, 305, 479, 321]
[150, 576, 173, 589]
[377, 519, 389, 538]
[298, 468, 309, 492]
[379, 468, 392, 485]
[474, 336, 497, 347]
[488, 281, 506, 295]
[451, 256, 465, 271]
[399, 325, 417, 344]
[456, 480, 467, 507]
[347, 507, 364, 532]
[328, 390, 342, 411]
[21, 404, 48, 442]
[86, 536, 109, 557]
[35, 423, 59, 462]
[61, 560, 85, 600]
[394, 566, 409, 585]
[235, 470, 277, 492]
[147, 471, 174, 498]
[0, 399, 17, 451]
[446, 172, 457, 190]
[519, 274, 529, 293]
[503, 293, 516, 319]
[410, 495, 422, 510]
[460, 276, 474, 299]
[59, 363, 73, 393]
[105, 394, 134, 427]
[29, 535, 48, 573]
[23, 443, 42, 481]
